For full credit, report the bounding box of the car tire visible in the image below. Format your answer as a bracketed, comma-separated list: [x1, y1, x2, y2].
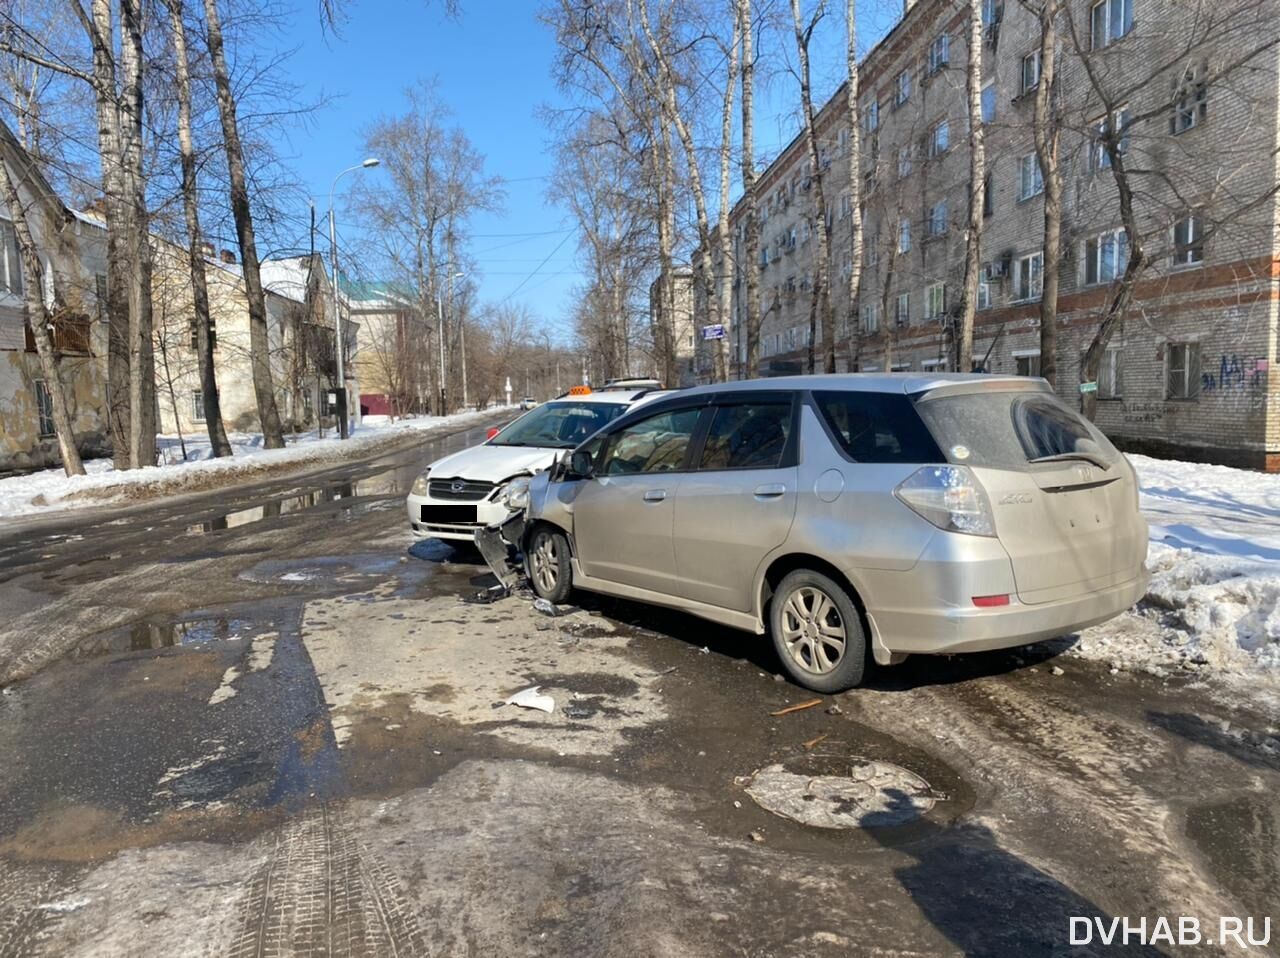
[769, 569, 867, 693]
[526, 525, 573, 604]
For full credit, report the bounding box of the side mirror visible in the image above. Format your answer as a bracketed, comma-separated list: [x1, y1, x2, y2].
[569, 449, 595, 479]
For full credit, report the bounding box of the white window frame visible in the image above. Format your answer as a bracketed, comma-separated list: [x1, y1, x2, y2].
[927, 200, 948, 237]
[895, 292, 910, 326]
[0, 221, 24, 296]
[896, 69, 911, 106]
[1014, 252, 1044, 302]
[1098, 346, 1123, 399]
[1019, 153, 1044, 200]
[862, 302, 880, 333]
[1166, 341, 1201, 400]
[928, 34, 950, 74]
[1089, 107, 1130, 172]
[977, 264, 993, 309]
[1014, 351, 1042, 378]
[898, 218, 912, 253]
[1172, 213, 1205, 267]
[1021, 50, 1041, 95]
[1172, 65, 1208, 133]
[926, 281, 947, 319]
[928, 119, 950, 157]
[1091, 0, 1133, 50]
[863, 97, 879, 133]
[192, 390, 206, 423]
[34, 379, 54, 437]
[1084, 228, 1129, 285]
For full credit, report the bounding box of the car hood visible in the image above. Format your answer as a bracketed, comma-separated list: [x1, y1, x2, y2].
[426, 443, 562, 483]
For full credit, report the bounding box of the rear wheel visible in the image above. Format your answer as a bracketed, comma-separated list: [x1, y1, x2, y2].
[526, 526, 573, 604]
[769, 570, 867, 692]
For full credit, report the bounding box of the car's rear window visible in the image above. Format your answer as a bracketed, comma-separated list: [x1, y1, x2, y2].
[913, 390, 1120, 468]
[812, 391, 943, 463]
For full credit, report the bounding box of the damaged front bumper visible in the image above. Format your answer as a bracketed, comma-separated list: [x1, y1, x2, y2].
[474, 508, 528, 592]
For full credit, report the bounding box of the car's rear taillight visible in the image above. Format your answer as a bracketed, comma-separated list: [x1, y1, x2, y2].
[894, 465, 996, 537]
[486, 427, 500, 440]
[972, 593, 1010, 608]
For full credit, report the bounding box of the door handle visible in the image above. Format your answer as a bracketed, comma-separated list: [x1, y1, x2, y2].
[643, 489, 667, 502]
[754, 483, 786, 500]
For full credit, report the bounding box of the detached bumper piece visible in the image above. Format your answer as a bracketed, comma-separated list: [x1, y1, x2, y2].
[475, 510, 528, 593]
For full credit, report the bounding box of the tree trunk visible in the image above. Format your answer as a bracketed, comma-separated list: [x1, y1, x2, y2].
[958, 0, 986, 373]
[201, 0, 286, 448]
[739, 0, 761, 379]
[844, 0, 864, 370]
[654, 120, 678, 388]
[118, 0, 157, 467]
[1033, 0, 1061, 387]
[86, 0, 133, 469]
[790, 0, 834, 374]
[0, 155, 85, 475]
[167, 0, 231, 456]
[713, 9, 741, 384]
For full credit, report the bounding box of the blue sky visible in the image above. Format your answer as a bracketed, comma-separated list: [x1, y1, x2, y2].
[278, 0, 901, 344]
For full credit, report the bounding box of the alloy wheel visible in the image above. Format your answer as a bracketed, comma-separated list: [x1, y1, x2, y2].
[531, 533, 559, 595]
[779, 585, 847, 675]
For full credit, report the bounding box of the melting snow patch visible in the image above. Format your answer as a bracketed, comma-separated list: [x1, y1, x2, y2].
[37, 897, 91, 913]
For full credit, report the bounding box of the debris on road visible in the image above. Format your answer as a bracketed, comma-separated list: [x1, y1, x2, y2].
[1051, 665, 1065, 676]
[533, 598, 560, 616]
[747, 761, 936, 829]
[770, 698, 823, 717]
[749, 830, 766, 843]
[503, 686, 556, 713]
[826, 704, 843, 716]
[802, 734, 829, 750]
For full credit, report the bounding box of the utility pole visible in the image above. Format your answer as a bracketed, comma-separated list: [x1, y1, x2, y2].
[327, 158, 379, 438]
[436, 291, 447, 415]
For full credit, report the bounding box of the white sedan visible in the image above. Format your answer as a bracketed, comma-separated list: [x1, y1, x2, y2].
[406, 389, 662, 543]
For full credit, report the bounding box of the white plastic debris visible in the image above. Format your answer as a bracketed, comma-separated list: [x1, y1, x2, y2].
[533, 598, 558, 616]
[504, 685, 556, 713]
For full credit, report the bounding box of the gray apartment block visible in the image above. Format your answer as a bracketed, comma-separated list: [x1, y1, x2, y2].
[693, 0, 1280, 468]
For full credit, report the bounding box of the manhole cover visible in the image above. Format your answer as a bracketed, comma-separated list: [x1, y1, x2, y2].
[746, 761, 936, 829]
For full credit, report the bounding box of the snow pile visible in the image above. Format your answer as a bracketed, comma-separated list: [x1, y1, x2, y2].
[0, 409, 507, 520]
[1073, 455, 1280, 677]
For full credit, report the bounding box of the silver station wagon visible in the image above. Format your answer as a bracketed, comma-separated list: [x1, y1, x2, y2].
[512, 375, 1149, 692]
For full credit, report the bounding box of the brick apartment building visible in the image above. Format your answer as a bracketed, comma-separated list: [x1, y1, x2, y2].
[692, 0, 1280, 468]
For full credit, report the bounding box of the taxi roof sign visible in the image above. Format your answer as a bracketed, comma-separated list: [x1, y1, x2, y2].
[567, 385, 592, 395]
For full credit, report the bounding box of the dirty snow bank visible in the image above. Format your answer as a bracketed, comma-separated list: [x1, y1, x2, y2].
[1072, 455, 1280, 678]
[0, 409, 508, 520]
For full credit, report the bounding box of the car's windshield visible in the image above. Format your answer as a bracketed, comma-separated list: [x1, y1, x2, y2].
[489, 401, 628, 449]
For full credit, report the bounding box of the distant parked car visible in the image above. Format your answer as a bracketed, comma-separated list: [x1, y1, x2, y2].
[519, 397, 539, 411]
[515, 374, 1149, 692]
[406, 388, 660, 543]
[599, 377, 663, 391]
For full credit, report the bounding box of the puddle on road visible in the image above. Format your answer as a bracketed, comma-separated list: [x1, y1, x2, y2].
[746, 757, 939, 829]
[184, 480, 402, 536]
[73, 612, 284, 657]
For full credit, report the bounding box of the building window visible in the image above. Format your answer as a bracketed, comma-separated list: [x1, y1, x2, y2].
[981, 82, 997, 124]
[926, 282, 947, 319]
[1021, 51, 1041, 95]
[982, 171, 995, 218]
[1014, 252, 1044, 301]
[34, 380, 54, 437]
[188, 316, 218, 351]
[863, 97, 879, 133]
[896, 69, 911, 106]
[1166, 342, 1201, 399]
[895, 292, 910, 326]
[1085, 229, 1129, 285]
[192, 390, 206, 422]
[982, 0, 1001, 27]
[0, 221, 24, 295]
[1173, 214, 1204, 266]
[1015, 353, 1042, 377]
[897, 145, 913, 179]
[862, 303, 880, 332]
[302, 387, 314, 418]
[927, 200, 948, 236]
[1171, 65, 1208, 133]
[1091, 0, 1133, 50]
[928, 34, 950, 74]
[978, 264, 993, 309]
[1089, 108, 1131, 171]
[1019, 153, 1044, 200]
[928, 119, 950, 157]
[898, 218, 912, 253]
[840, 193, 853, 219]
[1098, 348, 1122, 399]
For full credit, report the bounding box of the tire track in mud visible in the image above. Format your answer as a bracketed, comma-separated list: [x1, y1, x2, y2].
[227, 804, 428, 958]
[854, 675, 1243, 923]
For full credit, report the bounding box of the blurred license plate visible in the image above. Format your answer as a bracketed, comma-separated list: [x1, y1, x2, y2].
[421, 505, 477, 523]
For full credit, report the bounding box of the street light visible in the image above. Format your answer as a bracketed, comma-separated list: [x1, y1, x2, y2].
[437, 267, 468, 413]
[328, 157, 379, 438]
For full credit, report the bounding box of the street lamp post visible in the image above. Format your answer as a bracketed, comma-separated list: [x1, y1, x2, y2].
[328, 157, 379, 438]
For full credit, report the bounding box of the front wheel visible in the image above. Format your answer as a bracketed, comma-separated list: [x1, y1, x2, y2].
[526, 526, 573, 604]
[769, 570, 867, 692]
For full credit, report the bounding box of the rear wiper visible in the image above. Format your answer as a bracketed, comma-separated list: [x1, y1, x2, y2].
[1029, 452, 1111, 469]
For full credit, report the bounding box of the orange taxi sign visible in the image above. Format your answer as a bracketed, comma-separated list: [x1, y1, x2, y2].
[567, 385, 592, 395]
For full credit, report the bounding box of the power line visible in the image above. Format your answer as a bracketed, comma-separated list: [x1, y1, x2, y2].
[498, 230, 576, 304]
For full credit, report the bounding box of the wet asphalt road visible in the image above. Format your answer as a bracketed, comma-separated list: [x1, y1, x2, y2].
[0, 415, 1277, 957]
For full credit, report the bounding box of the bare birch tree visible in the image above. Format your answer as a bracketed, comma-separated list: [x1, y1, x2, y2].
[842, 0, 863, 370]
[1025, 0, 1062, 387]
[738, 0, 762, 378]
[957, 0, 985, 373]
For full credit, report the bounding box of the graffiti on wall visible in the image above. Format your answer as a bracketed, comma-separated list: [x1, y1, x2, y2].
[1201, 355, 1267, 393]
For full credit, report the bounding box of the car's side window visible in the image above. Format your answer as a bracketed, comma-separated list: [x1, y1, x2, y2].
[599, 408, 701, 476]
[697, 402, 792, 470]
[812, 391, 943, 463]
